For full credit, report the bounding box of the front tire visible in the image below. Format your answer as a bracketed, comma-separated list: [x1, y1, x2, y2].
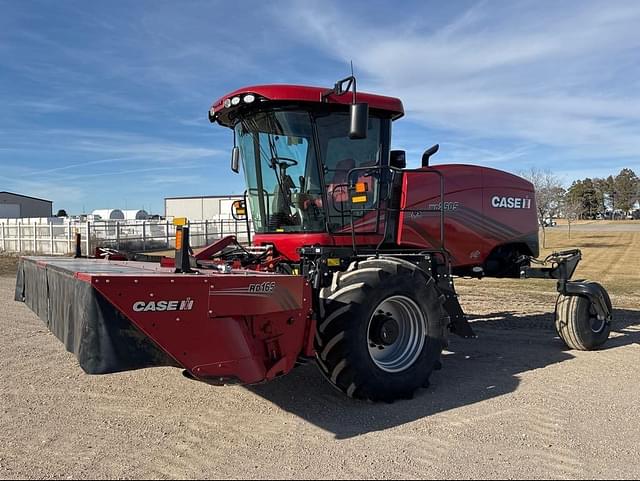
[315, 258, 446, 402]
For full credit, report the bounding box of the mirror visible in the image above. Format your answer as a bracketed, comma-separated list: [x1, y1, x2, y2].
[349, 103, 369, 139]
[231, 200, 247, 220]
[231, 146, 240, 173]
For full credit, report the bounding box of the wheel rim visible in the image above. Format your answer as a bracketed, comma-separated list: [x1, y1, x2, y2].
[589, 305, 607, 334]
[367, 295, 427, 373]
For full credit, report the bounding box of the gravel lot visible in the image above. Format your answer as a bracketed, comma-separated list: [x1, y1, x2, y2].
[1, 263, 640, 479]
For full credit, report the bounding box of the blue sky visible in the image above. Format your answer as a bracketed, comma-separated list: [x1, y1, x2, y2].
[1, 1, 639, 214]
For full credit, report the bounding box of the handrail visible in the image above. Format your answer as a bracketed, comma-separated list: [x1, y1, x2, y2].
[342, 165, 447, 256]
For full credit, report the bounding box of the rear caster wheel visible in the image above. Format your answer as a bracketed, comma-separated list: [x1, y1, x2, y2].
[556, 292, 611, 351]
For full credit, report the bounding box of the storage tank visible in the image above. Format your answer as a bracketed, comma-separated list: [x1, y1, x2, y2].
[123, 209, 149, 220]
[91, 209, 125, 220]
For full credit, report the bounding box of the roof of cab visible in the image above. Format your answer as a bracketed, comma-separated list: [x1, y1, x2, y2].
[210, 84, 404, 126]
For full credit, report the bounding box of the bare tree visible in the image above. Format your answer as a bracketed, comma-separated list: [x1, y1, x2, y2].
[520, 168, 565, 248]
[563, 197, 585, 240]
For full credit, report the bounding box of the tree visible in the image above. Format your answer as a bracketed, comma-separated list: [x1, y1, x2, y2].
[593, 177, 611, 214]
[567, 178, 602, 220]
[563, 197, 585, 240]
[614, 168, 639, 214]
[520, 168, 565, 248]
[604, 175, 617, 217]
[56, 209, 68, 218]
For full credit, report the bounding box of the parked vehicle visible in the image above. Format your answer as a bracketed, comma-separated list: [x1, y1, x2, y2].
[15, 76, 613, 403]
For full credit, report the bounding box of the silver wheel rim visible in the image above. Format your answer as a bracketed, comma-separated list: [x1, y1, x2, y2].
[589, 304, 607, 334]
[367, 295, 427, 373]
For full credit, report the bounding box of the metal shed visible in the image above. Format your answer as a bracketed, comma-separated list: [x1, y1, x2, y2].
[0, 192, 53, 219]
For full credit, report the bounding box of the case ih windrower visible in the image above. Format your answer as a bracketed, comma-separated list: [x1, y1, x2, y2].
[16, 77, 613, 402]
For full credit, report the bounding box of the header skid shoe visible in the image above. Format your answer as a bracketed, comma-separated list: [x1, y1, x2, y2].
[16, 257, 314, 384]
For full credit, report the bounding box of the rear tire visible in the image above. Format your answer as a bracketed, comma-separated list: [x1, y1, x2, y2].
[555, 293, 611, 351]
[315, 258, 446, 402]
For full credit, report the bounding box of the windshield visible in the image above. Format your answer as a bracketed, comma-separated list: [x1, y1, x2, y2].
[235, 110, 326, 233]
[235, 108, 389, 235]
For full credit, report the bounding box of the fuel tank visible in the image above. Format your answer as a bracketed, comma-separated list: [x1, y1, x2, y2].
[397, 165, 539, 271]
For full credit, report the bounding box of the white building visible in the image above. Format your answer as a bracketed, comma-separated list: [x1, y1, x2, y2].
[92, 209, 125, 220]
[164, 195, 243, 221]
[123, 209, 149, 220]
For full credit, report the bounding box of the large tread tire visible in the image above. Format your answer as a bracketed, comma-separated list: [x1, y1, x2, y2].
[555, 290, 611, 351]
[315, 258, 446, 402]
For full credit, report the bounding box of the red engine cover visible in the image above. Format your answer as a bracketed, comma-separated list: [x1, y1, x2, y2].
[398, 165, 539, 268]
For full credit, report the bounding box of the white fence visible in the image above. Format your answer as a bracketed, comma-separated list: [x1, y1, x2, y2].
[0, 218, 250, 256]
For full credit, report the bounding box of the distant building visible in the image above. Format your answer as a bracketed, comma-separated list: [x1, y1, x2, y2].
[123, 209, 149, 220]
[0, 191, 52, 218]
[165, 195, 243, 221]
[92, 209, 125, 220]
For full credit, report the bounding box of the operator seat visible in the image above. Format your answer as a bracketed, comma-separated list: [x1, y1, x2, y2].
[327, 158, 356, 203]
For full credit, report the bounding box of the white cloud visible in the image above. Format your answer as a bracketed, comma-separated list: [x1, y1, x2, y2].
[282, 1, 640, 167]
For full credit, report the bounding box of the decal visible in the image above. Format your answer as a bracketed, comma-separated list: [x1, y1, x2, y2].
[491, 196, 532, 209]
[133, 298, 194, 312]
[248, 282, 276, 293]
[428, 201, 460, 212]
[411, 202, 460, 218]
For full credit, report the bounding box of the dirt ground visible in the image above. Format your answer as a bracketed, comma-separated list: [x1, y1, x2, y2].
[0, 256, 18, 277]
[1, 231, 640, 479]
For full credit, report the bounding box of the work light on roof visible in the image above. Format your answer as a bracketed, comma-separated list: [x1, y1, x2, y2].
[243, 94, 256, 103]
[224, 98, 232, 108]
[231, 96, 241, 106]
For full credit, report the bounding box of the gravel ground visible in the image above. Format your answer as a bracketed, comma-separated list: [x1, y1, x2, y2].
[1, 272, 639, 480]
[0, 256, 18, 277]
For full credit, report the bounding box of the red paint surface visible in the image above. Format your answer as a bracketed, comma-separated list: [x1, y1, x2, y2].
[212, 84, 404, 124]
[252, 232, 385, 261]
[398, 165, 539, 267]
[73, 261, 313, 385]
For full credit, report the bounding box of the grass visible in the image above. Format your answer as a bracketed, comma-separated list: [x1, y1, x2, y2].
[458, 229, 640, 309]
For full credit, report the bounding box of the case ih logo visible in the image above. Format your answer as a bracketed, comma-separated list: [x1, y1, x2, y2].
[249, 282, 276, 293]
[491, 196, 532, 210]
[133, 298, 195, 312]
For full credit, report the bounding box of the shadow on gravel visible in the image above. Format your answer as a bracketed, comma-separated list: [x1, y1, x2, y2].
[248, 308, 640, 439]
[573, 243, 626, 249]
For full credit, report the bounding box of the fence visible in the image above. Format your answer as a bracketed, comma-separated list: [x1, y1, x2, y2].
[0, 218, 250, 256]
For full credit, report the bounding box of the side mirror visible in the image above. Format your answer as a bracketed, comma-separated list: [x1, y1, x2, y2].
[390, 150, 406, 169]
[231, 146, 240, 173]
[421, 144, 439, 167]
[349, 103, 369, 140]
[231, 200, 247, 220]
